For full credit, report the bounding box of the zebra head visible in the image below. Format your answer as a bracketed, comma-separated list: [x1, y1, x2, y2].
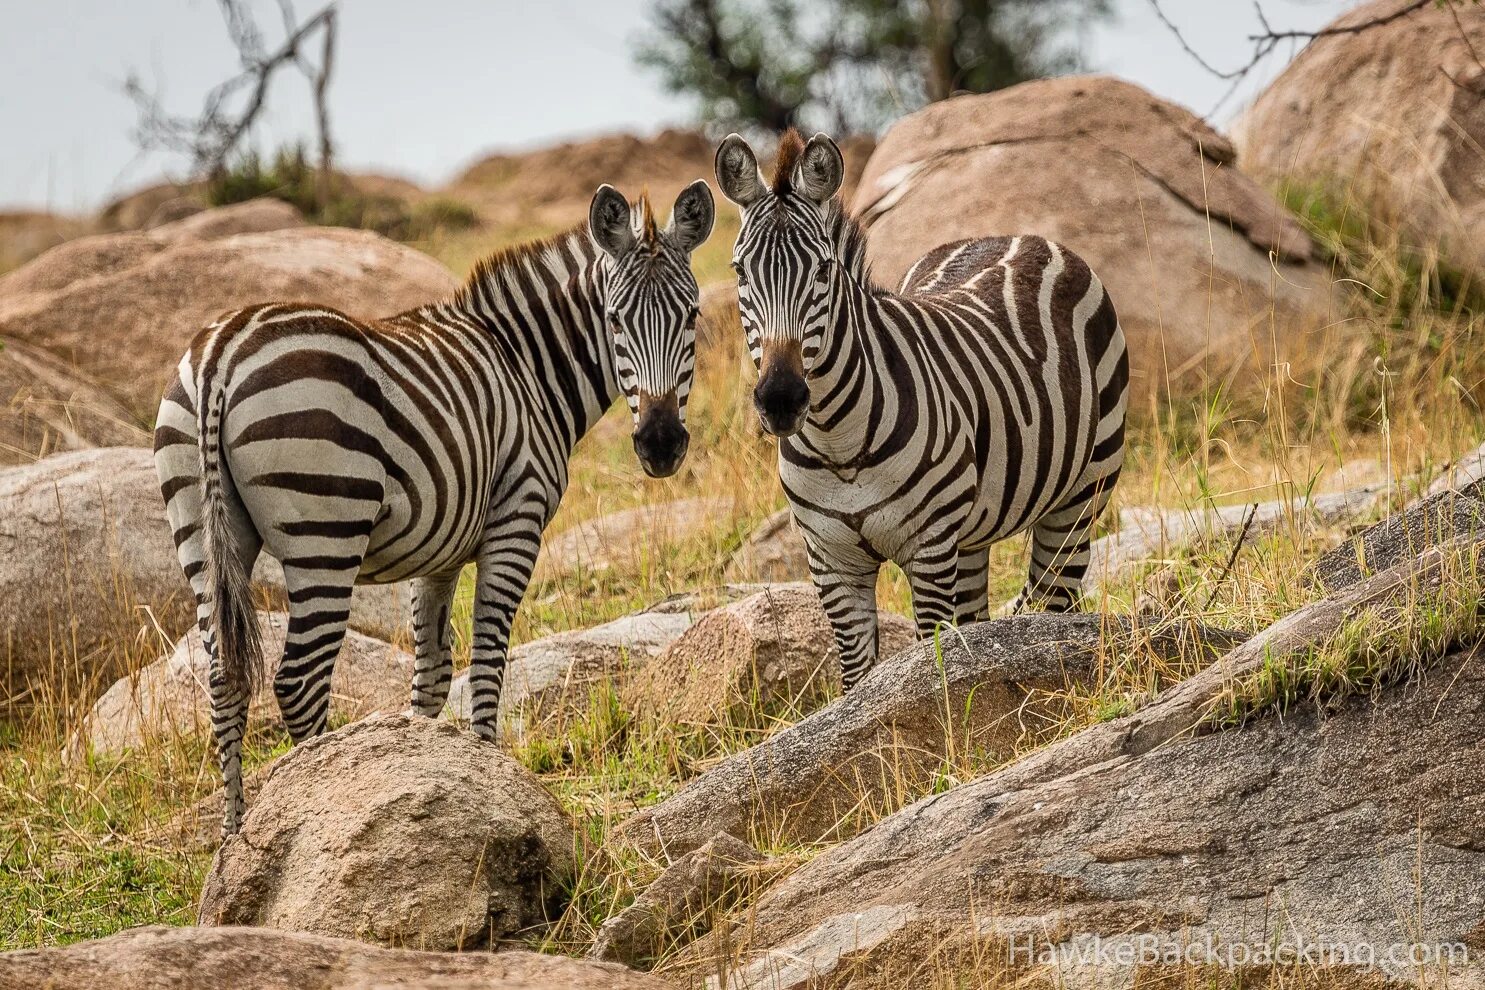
[588, 180, 716, 478]
[715, 130, 845, 438]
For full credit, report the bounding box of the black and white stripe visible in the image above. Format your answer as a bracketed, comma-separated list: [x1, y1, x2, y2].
[155, 182, 714, 835]
[717, 131, 1127, 688]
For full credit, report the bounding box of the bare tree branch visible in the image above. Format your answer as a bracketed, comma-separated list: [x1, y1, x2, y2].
[1148, 0, 1435, 115]
[124, 0, 338, 197]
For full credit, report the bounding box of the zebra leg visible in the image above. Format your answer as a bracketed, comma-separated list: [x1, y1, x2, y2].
[907, 540, 960, 641]
[408, 569, 462, 717]
[953, 547, 990, 626]
[200, 530, 261, 837]
[466, 506, 543, 741]
[805, 541, 881, 691]
[1012, 475, 1117, 612]
[273, 558, 363, 742]
[155, 381, 263, 837]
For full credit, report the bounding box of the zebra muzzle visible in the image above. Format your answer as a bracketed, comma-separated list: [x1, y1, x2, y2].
[633, 391, 690, 478]
[754, 343, 810, 437]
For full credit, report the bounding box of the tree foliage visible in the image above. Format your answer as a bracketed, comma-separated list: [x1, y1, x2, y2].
[638, 0, 1113, 134]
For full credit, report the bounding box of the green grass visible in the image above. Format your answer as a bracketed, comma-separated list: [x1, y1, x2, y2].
[1212, 542, 1485, 728]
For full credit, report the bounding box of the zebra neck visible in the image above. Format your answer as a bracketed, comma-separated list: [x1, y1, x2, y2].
[798, 267, 881, 463]
[454, 228, 619, 449]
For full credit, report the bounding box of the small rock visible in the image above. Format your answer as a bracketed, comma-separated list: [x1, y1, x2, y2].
[198, 714, 574, 949]
[622, 584, 917, 727]
[725, 509, 810, 582]
[590, 833, 773, 966]
[445, 609, 695, 730]
[76, 611, 414, 758]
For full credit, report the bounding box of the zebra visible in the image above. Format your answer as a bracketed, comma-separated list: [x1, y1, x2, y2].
[715, 130, 1128, 688]
[154, 180, 715, 835]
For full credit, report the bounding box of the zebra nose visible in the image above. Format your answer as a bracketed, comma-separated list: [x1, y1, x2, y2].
[754, 368, 809, 437]
[633, 409, 690, 478]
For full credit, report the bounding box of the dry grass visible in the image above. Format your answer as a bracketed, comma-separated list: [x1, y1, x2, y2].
[0, 164, 1482, 990]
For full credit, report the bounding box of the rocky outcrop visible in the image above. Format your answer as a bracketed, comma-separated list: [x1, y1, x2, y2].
[1236, 0, 1485, 274]
[1312, 485, 1485, 593]
[1086, 486, 1391, 600]
[616, 614, 1242, 859]
[851, 75, 1330, 397]
[1429, 438, 1485, 497]
[686, 538, 1485, 989]
[0, 334, 147, 465]
[199, 715, 574, 949]
[623, 584, 917, 728]
[0, 925, 668, 989]
[535, 496, 731, 580]
[0, 448, 409, 710]
[0, 202, 456, 415]
[590, 833, 774, 966]
[77, 611, 414, 758]
[445, 609, 696, 730]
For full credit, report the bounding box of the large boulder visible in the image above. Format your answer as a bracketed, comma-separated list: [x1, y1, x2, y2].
[0, 210, 90, 273]
[623, 584, 918, 729]
[0, 448, 193, 709]
[0, 202, 456, 416]
[687, 541, 1485, 989]
[445, 608, 696, 731]
[0, 925, 667, 989]
[0, 448, 409, 711]
[1236, 0, 1485, 273]
[77, 611, 415, 758]
[199, 714, 575, 949]
[0, 334, 147, 466]
[851, 76, 1330, 397]
[616, 614, 1242, 859]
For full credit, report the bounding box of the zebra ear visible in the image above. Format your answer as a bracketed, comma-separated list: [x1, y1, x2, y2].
[666, 179, 716, 255]
[589, 184, 636, 259]
[794, 133, 844, 205]
[715, 134, 766, 208]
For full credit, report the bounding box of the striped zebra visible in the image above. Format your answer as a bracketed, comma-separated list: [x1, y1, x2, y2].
[154, 181, 715, 835]
[715, 131, 1128, 688]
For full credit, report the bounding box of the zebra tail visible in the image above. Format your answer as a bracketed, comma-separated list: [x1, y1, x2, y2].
[198, 360, 261, 701]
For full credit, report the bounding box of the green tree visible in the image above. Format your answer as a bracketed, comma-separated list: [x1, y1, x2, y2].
[639, 0, 1113, 134]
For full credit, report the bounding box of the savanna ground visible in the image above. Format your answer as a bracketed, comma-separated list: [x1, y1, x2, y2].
[1, 172, 1482, 987]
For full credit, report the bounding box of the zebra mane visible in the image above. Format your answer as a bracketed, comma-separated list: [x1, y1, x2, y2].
[826, 197, 875, 289]
[455, 222, 594, 310]
[771, 129, 807, 194]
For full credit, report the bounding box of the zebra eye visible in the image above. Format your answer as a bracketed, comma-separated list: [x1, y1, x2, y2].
[731, 262, 747, 287]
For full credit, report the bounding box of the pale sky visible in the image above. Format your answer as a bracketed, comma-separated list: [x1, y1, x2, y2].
[0, 0, 1355, 213]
